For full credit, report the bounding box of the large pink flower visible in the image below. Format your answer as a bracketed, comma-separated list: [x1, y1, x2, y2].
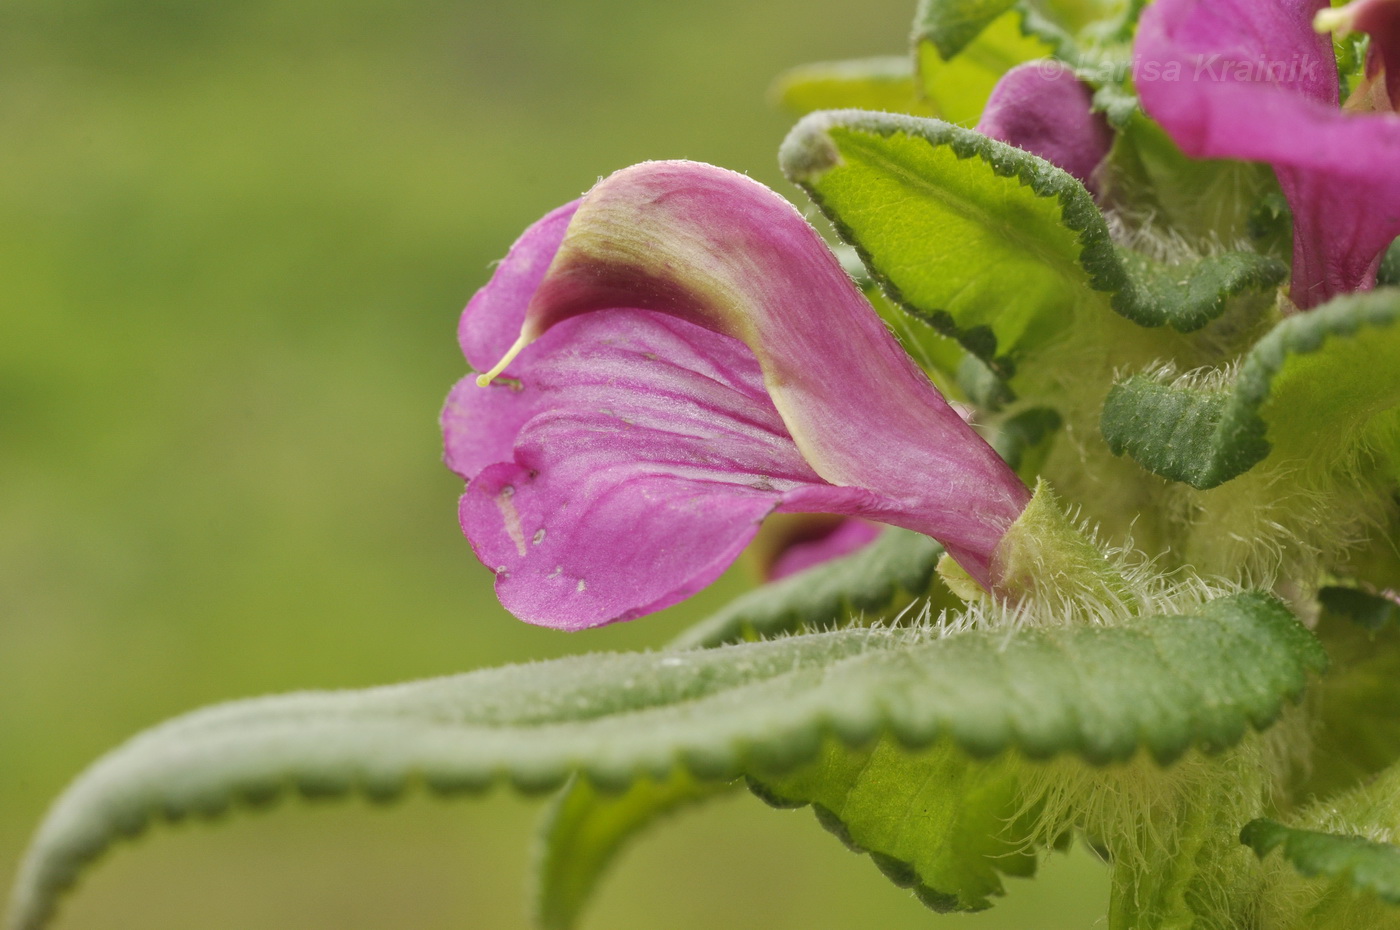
[1136, 0, 1400, 308]
[443, 161, 1031, 630]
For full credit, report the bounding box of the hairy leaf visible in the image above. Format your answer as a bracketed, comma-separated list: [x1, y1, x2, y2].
[1243, 819, 1400, 905]
[669, 527, 947, 649]
[1102, 290, 1400, 489]
[7, 592, 1321, 930]
[779, 110, 1285, 378]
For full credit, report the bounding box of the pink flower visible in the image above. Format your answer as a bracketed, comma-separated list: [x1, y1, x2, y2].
[443, 161, 1031, 630]
[1135, 0, 1400, 308]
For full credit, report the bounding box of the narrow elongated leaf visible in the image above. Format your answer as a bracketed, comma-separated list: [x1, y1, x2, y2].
[1242, 820, 1400, 905]
[1102, 291, 1400, 489]
[771, 56, 935, 117]
[779, 110, 1285, 377]
[534, 772, 736, 930]
[7, 592, 1322, 930]
[670, 527, 947, 648]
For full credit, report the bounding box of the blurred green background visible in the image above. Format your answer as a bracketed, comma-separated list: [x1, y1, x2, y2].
[0, 0, 1107, 926]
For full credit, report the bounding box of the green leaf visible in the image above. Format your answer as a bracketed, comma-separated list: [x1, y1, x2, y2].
[779, 110, 1285, 377]
[770, 56, 935, 117]
[912, 0, 1019, 60]
[7, 592, 1321, 930]
[1300, 590, 1400, 799]
[669, 527, 948, 649]
[534, 772, 736, 930]
[1099, 113, 1283, 250]
[750, 736, 1041, 912]
[1101, 289, 1400, 489]
[1242, 819, 1400, 905]
[914, 7, 1056, 125]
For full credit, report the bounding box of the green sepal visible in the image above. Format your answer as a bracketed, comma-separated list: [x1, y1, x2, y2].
[534, 772, 737, 930]
[6, 593, 1323, 930]
[779, 110, 1285, 378]
[770, 56, 935, 117]
[1242, 819, 1400, 906]
[749, 737, 1040, 912]
[669, 527, 947, 648]
[1101, 290, 1400, 489]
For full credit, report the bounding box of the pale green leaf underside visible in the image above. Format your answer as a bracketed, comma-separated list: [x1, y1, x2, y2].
[1101, 290, 1400, 489]
[751, 736, 1040, 913]
[7, 592, 1321, 930]
[1243, 819, 1400, 905]
[779, 110, 1285, 378]
[770, 56, 935, 117]
[534, 772, 736, 930]
[669, 527, 946, 648]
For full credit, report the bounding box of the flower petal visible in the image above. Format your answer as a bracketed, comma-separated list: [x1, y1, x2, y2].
[1136, 0, 1400, 306]
[456, 309, 876, 629]
[506, 161, 1030, 583]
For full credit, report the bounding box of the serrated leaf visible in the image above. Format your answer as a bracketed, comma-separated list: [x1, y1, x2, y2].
[750, 736, 1040, 912]
[534, 772, 736, 930]
[7, 592, 1322, 930]
[779, 110, 1285, 377]
[1242, 819, 1400, 905]
[669, 527, 948, 649]
[770, 56, 935, 117]
[1102, 290, 1400, 489]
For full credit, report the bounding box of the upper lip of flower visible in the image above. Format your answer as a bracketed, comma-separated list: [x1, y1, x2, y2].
[444, 160, 1032, 630]
[1135, 0, 1400, 309]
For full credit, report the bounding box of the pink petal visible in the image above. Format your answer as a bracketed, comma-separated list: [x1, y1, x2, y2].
[1136, 0, 1400, 306]
[975, 61, 1113, 191]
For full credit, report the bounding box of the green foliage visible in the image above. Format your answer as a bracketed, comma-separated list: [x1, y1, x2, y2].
[670, 528, 948, 648]
[750, 737, 1042, 913]
[1301, 591, 1400, 799]
[913, 5, 1053, 124]
[1102, 290, 1400, 489]
[770, 56, 934, 116]
[779, 110, 1284, 378]
[534, 773, 737, 930]
[1243, 819, 1400, 906]
[6, 592, 1321, 930]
